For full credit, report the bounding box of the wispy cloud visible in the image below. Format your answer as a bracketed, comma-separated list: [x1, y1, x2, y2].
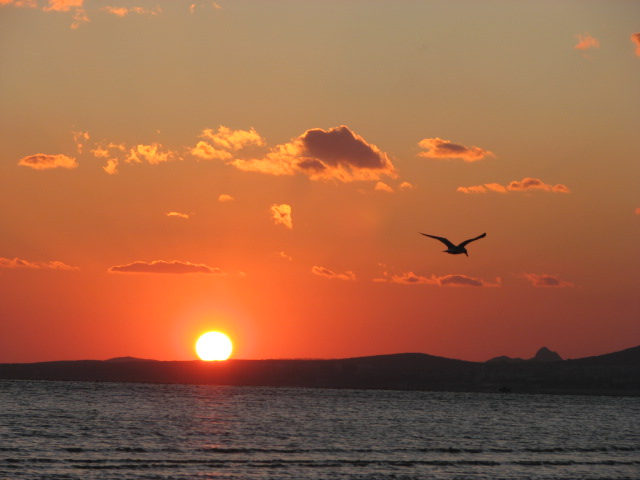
[166, 211, 189, 219]
[274, 251, 292, 261]
[218, 194, 234, 202]
[191, 141, 233, 160]
[108, 260, 223, 274]
[457, 177, 570, 194]
[522, 273, 574, 288]
[311, 266, 356, 281]
[127, 143, 180, 165]
[574, 33, 600, 51]
[375, 181, 393, 193]
[43, 0, 89, 29]
[18, 153, 78, 170]
[0, 1, 38, 7]
[231, 125, 396, 182]
[190, 2, 221, 14]
[399, 181, 414, 191]
[202, 126, 265, 151]
[0, 257, 78, 271]
[631, 33, 640, 57]
[418, 137, 494, 162]
[102, 6, 161, 17]
[191, 126, 264, 160]
[72, 130, 89, 154]
[271, 204, 292, 229]
[375, 270, 500, 287]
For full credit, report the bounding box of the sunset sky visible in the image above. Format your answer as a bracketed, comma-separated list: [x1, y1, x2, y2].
[1, 0, 639, 363]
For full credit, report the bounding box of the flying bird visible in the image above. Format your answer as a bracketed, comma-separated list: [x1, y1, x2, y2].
[420, 232, 486, 256]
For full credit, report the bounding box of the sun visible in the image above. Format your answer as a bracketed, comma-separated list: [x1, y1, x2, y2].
[195, 331, 233, 361]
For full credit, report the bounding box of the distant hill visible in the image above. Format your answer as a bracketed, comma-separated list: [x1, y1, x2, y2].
[0, 346, 638, 396]
[487, 346, 562, 364]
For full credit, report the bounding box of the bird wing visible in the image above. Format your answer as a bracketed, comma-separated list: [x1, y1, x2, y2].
[420, 233, 456, 249]
[458, 232, 486, 248]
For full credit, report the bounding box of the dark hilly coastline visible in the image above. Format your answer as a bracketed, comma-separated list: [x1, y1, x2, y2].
[1, 346, 639, 396]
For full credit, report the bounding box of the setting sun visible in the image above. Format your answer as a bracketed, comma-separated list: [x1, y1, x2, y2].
[195, 332, 233, 361]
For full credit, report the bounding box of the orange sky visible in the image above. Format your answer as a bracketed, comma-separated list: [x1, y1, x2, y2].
[1, 0, 639, 363]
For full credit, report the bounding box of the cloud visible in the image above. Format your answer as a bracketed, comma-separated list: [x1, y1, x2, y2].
[190, 2, 221, 14]
[218, 194, 234, 202]
[271, 204, 292, 229]
[375, 270, 500, 287]
[0, 0, 37, 7]
[635, 207, 640, 215]
[631, 33, 640, 57]
[274, 251, 292, 261]
[166, 211, 189, 219]
[102, 6, 161, 16]
[232, 125, 396, 182]
[574, 33, 600, 51]
[72, 130, 89, 153]
[18, 153, 78, 170]
[127, 143, 179, 165]
[0, 257, 78, 270]
[375, 181, 393, 193]
[191, 141, 233, 160]
[457, 177, 570, 194]
[43, 0, 89, 28]
[311, 266, 356, 281]
[108, 260, 223, 274]
[399, 181, 414, 190]
[91, 142, 125, 174]
[522, 273, 574, 288]
[418, 137, 494, 162]
[202, 126, 265, 151]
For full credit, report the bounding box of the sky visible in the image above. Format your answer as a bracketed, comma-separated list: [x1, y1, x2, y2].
[1, 0, 639, 363]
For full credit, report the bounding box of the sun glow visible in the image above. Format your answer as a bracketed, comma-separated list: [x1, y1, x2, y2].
[195, 331, 233, 361]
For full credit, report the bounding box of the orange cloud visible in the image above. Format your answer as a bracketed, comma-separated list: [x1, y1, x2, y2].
[127, 143, 179, 165]
[92, 142, 125, 174]
[233, 126, 396, 182]
[0, 257, 78, 270]
[218, 194, 234, 202]
[43, 0, 88, 28]
[275, 251, 292, 261]
[375, 181, 393, 193]
[311, 266, 356, 281]
[457, 177, 570, 194]
[102, 6, 161, 16]
[72, 130, 89, 154]
[191, 141, 233, 160]
[166, 211, 189, 219]
[201, 126, 265, 151]
[376, 271, 500, 287]
[2, 0, 87, 27]
[271, 204, 292, 229]
[574, 33, 600, 51]
[418, 137, 494, 162]
[631, 33, 640, 57]
[18, 153, 78, 170]
[399, 181, 414, 190]
[635, 207, 640, 215]
[0, 0, 37, 7]
[522, 273, 574, 288]
[109, 260, 223, 274]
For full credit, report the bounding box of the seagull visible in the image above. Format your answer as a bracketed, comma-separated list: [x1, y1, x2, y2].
[419, 232, 486, 257]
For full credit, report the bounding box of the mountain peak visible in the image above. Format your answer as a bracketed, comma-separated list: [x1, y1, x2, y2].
[532, 347, 562, 362]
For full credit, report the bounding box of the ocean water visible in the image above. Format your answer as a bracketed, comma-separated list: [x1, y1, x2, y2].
[0, 380, 639, 480]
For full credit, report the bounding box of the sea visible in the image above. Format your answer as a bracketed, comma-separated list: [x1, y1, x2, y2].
[0, 380, 639, 480]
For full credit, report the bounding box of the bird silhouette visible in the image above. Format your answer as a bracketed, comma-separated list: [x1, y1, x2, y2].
[420, 232, 486, 256]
